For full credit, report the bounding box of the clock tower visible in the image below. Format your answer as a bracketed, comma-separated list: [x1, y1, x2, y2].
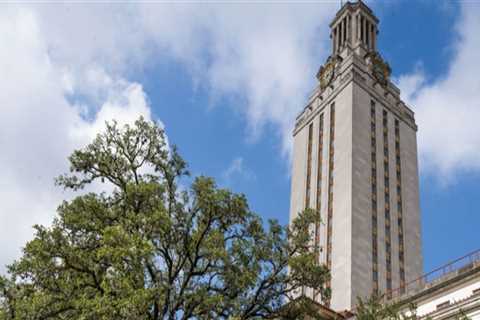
[290, 1, 423, 311]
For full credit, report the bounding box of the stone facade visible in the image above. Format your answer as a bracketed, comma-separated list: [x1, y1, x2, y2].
[289, 1, 422, 311]
[393, 250, 480, 320]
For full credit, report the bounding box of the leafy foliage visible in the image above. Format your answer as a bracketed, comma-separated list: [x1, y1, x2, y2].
[0, 117, 329, 320]
[355, 294, 415, 320]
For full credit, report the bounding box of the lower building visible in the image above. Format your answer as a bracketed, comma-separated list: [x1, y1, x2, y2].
[394, 249, 480, 320]
[281, 249, 480, 319]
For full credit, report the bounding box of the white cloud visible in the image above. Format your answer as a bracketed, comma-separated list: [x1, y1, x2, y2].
[0, 6, 155, 273]
[222, 157, 256, 186]
[396, 3, 480, 180]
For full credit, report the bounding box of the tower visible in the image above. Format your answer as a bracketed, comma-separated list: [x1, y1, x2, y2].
[289, 1, 423, 311]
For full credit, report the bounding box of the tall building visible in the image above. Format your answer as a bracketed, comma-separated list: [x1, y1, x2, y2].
[289, 1, 423, 311]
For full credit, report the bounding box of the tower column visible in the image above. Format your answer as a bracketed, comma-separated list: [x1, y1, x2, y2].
[362, 15, 366, 46]
[347, 15, 351, 43]
[356, 14, 360, 45]
[338, 23, 342, 50]
[337, 25, 341, 53]
[368, 25, 375, 50]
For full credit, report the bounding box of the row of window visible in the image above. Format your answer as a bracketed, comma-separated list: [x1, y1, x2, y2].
[383, 109, 393, 297]
[315, 114, 324, 258]
[371, 101, 379, 293]
[305, 124, 313, 210]
[325, 103, 336, 302]
[373, 107, 406, 296]
[304, 109, 331, 301]
[395, 119, 406, 292]
[313, 114, 325, 301]
[303, 123, 314, 297]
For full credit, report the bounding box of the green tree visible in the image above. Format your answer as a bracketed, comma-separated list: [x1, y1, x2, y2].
[0, 118, 329, 320]
[355, 293, 413, 320]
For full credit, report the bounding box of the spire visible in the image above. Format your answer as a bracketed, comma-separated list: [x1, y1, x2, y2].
[329, 1, 379, 57]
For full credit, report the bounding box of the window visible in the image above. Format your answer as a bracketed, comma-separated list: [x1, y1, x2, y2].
[371, 100, 378, 290]
[326, 104, 335, 278]
[305, 124, 313, 209]
[395, 117, 405, 285]
[436, 301, 451, 310]
[315, 114, 325, 261]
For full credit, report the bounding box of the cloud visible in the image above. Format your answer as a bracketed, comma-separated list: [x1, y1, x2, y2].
[222, 157, 256, 186]
[0, 6, 155, 273]
[396, 3, 480, 180]
[138, 3, 338, 154]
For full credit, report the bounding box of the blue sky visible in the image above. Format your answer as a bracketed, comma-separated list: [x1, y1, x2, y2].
[1, 1, 479, 277]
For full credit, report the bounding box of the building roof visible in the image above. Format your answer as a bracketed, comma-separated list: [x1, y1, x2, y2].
[329, 1, 379, 28]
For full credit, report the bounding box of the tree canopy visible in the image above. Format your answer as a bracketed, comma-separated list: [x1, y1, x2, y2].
[0, 117, 329, 320]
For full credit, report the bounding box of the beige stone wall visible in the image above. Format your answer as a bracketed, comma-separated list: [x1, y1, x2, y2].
[329, 82, 354, 310]
[400, 121, 423, 285]
[290, 124, 308, 224]
[351, 80, 375, 304]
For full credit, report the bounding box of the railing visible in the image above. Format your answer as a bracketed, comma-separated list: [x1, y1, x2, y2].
[387, 248, 480, 302]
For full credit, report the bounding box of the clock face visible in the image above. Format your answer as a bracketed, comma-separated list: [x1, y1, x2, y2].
[373, 62, 386, 84]
[320, 60, 335, 90]
[370, 54, 391, 86]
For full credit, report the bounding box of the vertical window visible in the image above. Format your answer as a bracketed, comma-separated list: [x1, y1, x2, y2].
[314, 114, 324, 300]
[302, 123, 313, 297]
[395, 119, 406, 293]
[360, 16, 364, 42]
[305, 124, 313, 209]
[383, 109, 393, 298]
[315, 114, 325, 253]
[370, 100, 379, 293]
[366, 20, 370, 47]
[325, 103, 335, 305]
